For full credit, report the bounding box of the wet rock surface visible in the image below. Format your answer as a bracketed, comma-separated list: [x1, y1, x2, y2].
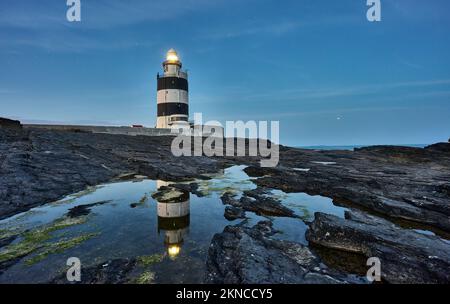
[244, 143, 450, 233]
[224, 206, 246, 221]
[306, 210, 450, 283]
[170, 182, 205, 198]
[0, 127, 224, 220]
[221, 189, 297, 218]
[66, 200, 112, 218]
[51, 259, 137, 284]
[205, 221, 364, 284]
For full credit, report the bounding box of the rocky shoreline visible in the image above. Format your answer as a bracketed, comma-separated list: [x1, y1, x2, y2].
[205, 221, 365, 284]
[1, 120, 449, 283]
[306, 210, 450, 283]
[244, 143, 450, 235]
[0, 124, 223, 220]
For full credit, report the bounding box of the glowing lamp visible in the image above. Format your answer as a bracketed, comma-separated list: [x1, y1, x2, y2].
[166, 49, 180, 62]
[168, 245, 181, 257]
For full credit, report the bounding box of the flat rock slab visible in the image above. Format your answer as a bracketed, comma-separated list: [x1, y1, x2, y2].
[221, 189, 297, 218]
[306, 210, 450, 284]
[205, 221, 365, 284]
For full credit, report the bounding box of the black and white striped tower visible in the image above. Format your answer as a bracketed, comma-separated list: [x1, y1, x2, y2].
[156, 181, 190, 259]
[156, 49, 189, 129]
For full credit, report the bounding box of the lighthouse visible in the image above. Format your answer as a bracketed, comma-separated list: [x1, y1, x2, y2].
[156, 181, 190, 259]
[156, 49, 190, 129]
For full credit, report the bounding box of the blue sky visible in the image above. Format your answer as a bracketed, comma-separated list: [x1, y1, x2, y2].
[1, 0, 449, 146]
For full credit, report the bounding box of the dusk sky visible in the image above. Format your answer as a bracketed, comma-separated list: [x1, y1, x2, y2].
[1, 0, 449, 146]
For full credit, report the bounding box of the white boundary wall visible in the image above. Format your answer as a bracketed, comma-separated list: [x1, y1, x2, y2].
[23, 124, 177, 137]
[23, 124, 224, 138]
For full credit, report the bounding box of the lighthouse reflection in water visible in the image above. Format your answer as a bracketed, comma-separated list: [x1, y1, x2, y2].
[156, 181, 190, 259]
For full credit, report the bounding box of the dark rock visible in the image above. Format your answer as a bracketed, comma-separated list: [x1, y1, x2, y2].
[306, 210, 450, 284]
[51, 258, 137, 284]
[151, 186, 190, 203]
[171, 182, 205, 197]
[205, 221, 364, 284]
[220, 192, 241, 207]
[241, 188, 297, 217]
[220, 190, 297, 218]
[243, 166, 280, 177]
[224, 206, 246, 221]
[66, 201, 111, 218]
[437, 184, 450, 196]
[0, 118, 21, 129]
[239, 196, 296, 218]
[425, 142, 450, 153]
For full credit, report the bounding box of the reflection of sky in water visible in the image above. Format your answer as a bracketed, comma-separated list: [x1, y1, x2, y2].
[414, 229, 450, 245]
[196, 165, 256, 198]
[0, 179, 231, 283]
[271, 190, 347, 222]
[240, 190, 348, 246]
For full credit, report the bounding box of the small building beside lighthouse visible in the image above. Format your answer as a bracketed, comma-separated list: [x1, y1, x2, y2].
[156, 49, 190, 129]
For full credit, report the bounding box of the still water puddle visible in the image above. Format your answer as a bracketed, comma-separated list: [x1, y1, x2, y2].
[0, 166, 348, 283]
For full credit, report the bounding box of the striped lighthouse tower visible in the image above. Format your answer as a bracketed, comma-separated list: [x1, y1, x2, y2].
[156, 181, 190, 259]
[156, 49, 189, 129]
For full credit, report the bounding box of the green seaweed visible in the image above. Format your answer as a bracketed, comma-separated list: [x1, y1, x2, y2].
[285, 203, 312, 221]
[135, 271, 155, 284]
[0, 228, 20, 241]
[196, 178, 254, 197]
[153, 189, 185, 201]
[0, 215, 92, 265]
[197, 184, 240, 197]
[24, 233, 99, 266]
[137, 254, 164, 266]
[267, 191, 289, 201]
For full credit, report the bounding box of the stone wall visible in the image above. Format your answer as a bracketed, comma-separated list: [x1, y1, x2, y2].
[23, 124, 177, 137]
[23, 124, 224, 138]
